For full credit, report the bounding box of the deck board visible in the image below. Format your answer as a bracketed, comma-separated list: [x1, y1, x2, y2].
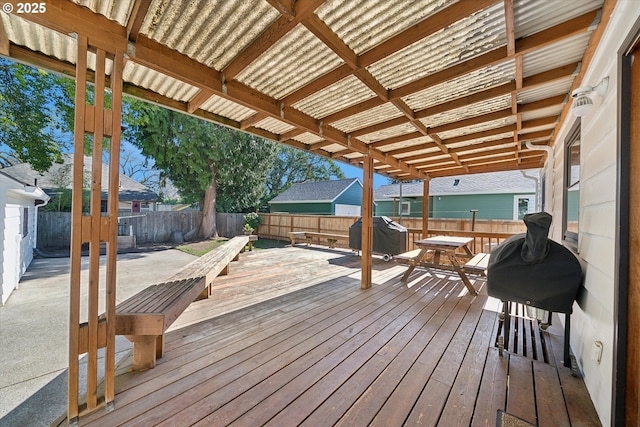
[78, 247, 601, 427]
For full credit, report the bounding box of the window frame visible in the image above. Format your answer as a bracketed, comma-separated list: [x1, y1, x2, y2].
[400, 201, 410, 216]
[563, 119, 581, 249]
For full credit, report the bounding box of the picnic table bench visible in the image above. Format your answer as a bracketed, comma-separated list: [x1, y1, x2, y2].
[113, 235, 250, 370]
[463, 252, 490, 276]
[394, 237, 487, 295]
[289, 231, 349, 249]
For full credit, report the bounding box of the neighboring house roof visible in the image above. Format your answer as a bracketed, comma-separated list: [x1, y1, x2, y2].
[0, 170, 50, 201]
[0, 154, 158, 202]
[375, 169, 540, 200]
[269, 178, 361, 204]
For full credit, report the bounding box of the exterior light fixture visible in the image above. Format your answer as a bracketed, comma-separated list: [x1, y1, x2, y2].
[571, 76, 609, 117]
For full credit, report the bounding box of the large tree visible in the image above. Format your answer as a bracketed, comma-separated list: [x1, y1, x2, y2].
[0, 58, 74, 172]
[124, 101, 278, 239]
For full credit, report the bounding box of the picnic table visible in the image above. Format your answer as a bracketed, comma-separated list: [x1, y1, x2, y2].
[395, 235, 481, 295]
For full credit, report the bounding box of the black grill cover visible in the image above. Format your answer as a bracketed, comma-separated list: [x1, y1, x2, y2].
[349, 216, 407, 255]
[486, 212, 582, 313]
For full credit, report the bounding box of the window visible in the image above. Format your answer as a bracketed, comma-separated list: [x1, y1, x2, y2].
[400, 201, 410, 216]
[563, 120, 580, 248]
[514, 195, 536, 220]
[22, 207, 29, 237]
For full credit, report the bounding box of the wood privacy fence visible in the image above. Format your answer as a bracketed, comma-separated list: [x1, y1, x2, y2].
[38, 211, 526, 252]
[37, 211, 247, 248]
[256, 213, 527, 254]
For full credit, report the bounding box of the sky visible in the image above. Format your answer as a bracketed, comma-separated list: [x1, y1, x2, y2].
[337, 162, 390, 189]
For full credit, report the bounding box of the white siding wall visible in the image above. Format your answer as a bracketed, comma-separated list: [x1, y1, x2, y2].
[547, 4, 639, 425]
[0, 176, 38, 305]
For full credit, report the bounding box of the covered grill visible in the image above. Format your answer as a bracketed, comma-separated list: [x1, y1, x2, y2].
[487, 212, 583, 367]
[349, 216, 407, 260]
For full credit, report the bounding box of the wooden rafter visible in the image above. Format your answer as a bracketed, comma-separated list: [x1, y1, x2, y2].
[11, 0, 605, 181]
[223, 0, 326, 80]
[127, 0, 152, 42]
[320, 9, 598, 127]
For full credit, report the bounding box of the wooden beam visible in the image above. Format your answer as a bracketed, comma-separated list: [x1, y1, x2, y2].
[353, 117, 411, 139]
[321, 9, 598, 126]
[414, 83, 515, 121]
[104, 47, 124, 409]
[267, 0, 296, 20]
[279, 128, 306, 141]
[516, 9, 601, 55]
[391, 47, 508, 100]
[282, 64, 353, 105]
[223, 0, 326, 80]
[68, 33, 88, 423]
[127, 0, 152, 42]
[17, 0, 127, 52]
[361, 155, 374, 289]
[430, 109, 514, 134]
[303, 14, 358, 68]
[187, 89, 215, 114]
[422, 179, 430, 238]
[442, 124, 518, 146]
[371, 132, 424, 149]
[358, 0, 497, 67]
[131, 35, 222, 92]
[550, 1, 615, 151]
[240, 112, 268, 130]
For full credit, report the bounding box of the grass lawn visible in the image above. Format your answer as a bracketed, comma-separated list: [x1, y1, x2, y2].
[177, 237, 286, 256]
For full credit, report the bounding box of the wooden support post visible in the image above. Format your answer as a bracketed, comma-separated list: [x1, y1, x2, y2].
[104, 48, 123, 409]
[422, 178, 430, 240]
[67, 37, 123, 421]
[361, 155, 374, 289]
[67, 34, 88, 423]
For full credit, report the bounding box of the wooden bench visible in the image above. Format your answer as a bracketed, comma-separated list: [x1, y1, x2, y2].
[114, 235, 250, 370]
[288, 231, 349, 249]
[463, 252, 490, 276]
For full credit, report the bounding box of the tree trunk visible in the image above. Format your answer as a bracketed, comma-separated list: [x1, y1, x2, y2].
[198, 165, 218, 239]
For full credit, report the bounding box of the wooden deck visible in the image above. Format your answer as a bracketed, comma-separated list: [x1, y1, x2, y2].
[78, 246, 601, 426]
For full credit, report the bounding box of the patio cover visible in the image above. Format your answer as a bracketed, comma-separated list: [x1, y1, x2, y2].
[0, 0, 614, 420]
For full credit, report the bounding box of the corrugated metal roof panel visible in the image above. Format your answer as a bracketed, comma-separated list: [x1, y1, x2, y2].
[292, 75, 376, 120]
[448, 134, 515, 151]
[235, 24, 344, 99]
[71, 0, 134, 26]
[331, 103, 403, 133]
[199, 95, 256, 122]
[421, 95, 512, 128]
[368, 3, 507, 90]
[2, 13, 77, 65]
[292, 132, 324, 145]
[406, 153, 451, 164]
[514, 0, 603, 39]
[380, 140, 436, 154]
[316, 0, 456, 56]
[522, 33, 590, 77]
[521, 106, 564, 122]
[518, 78, 573, 104]
[439, 118, 516, 140]
[254, 117, 296, 135]
[358, 123, 418, 144]
[404, 60, 515, 111]
[522, 122, 556, 134]
[2, 13, 118, 74]
[123, 61, 199, 102]
[323, 143, 348, 153]
[140, 0, 279, 70]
